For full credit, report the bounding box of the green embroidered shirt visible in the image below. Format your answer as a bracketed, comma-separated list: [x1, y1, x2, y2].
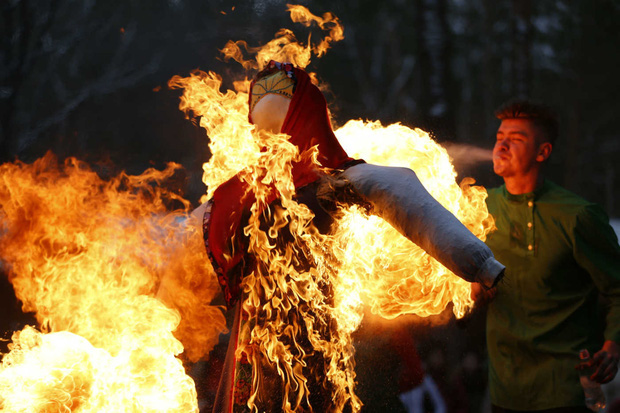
[485, 180, 620, 409]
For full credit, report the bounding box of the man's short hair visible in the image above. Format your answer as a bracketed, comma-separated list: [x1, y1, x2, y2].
[494, 99, 559, 145]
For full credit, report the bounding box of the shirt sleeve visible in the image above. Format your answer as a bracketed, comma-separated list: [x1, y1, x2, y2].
[573, 203, 620, 343]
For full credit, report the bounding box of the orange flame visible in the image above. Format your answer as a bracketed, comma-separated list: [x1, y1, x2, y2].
[219, 4, 344, 70]
[169, 71, 255, 202]
[287, 4, 344, 58]
[331, 120, 495, 322]
[0, 154, 225, 411]
[238, 133, 360, 412]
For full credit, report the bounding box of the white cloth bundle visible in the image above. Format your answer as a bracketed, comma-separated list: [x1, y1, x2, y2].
[341, 163, 504, 288]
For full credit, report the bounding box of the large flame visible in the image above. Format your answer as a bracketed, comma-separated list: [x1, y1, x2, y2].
[168, 72, 255, 202]
[236, 132, 360, 412]
[332, 120, 495, 321]
[0, 4, 495, 412]
[0, 154, 225, 411]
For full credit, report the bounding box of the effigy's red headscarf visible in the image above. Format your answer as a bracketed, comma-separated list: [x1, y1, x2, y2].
[204, 62, 354, 307]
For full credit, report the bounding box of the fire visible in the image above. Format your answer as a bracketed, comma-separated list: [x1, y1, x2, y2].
[219, 4, 343, 70]
[168, 72, 256, 202]
[332, 120, 495, 321]
[236, 133, 360, 412]
[0, 4, 495, 412]
[286, 4, 344, 58]
[0, 154, 225, 412]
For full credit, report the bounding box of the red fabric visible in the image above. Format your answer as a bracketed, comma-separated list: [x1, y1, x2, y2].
[207, 176, 254, 305]
[207, 65, 353, 307]
[282, 67, 352, 185]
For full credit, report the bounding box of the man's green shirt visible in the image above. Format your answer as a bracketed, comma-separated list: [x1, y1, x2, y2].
[485, 180, 620, 409]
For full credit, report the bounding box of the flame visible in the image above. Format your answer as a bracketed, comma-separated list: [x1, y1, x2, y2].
[331, 120, 495, 321]
[168, 71, 255, 202]
[234, 132, 360, 412]
[0, 154, 225, 411]
[219, 4, 344, 70]
[286, 4, 344, 58]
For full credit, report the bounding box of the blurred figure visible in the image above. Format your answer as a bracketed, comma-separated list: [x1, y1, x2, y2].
[472, 99, 620, 412]
[353, 317, 448, 413]
[398, 375, 446, 413]
[391, 325, 447, 413]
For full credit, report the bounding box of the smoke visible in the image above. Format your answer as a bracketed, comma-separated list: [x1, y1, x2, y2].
[252, 0, 287, 16]
[441, 142, 493, 170]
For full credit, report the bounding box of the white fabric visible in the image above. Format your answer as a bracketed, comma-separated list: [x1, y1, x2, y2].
[398, 376, 447, 413]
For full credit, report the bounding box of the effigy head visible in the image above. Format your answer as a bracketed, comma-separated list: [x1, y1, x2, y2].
[248, 61, 351, 171]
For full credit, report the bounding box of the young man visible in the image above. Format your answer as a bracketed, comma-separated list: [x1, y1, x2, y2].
[481, 99, 620, 411]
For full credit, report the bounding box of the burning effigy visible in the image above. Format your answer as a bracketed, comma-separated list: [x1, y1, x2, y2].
[0, 5, 502, 413]
[169, 5, 503, 412]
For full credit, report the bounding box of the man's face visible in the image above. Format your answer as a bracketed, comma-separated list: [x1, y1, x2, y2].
[493, 118, 544, 178]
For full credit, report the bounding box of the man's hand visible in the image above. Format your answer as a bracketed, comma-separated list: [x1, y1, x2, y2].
[470, 282, 496, 305]
[575, 340, 620, 383]
[589, 340, 620, 383]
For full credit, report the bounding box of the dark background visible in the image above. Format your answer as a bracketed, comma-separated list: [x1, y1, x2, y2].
[2, 0, 619, 214]
[2, 1, 620, 411]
